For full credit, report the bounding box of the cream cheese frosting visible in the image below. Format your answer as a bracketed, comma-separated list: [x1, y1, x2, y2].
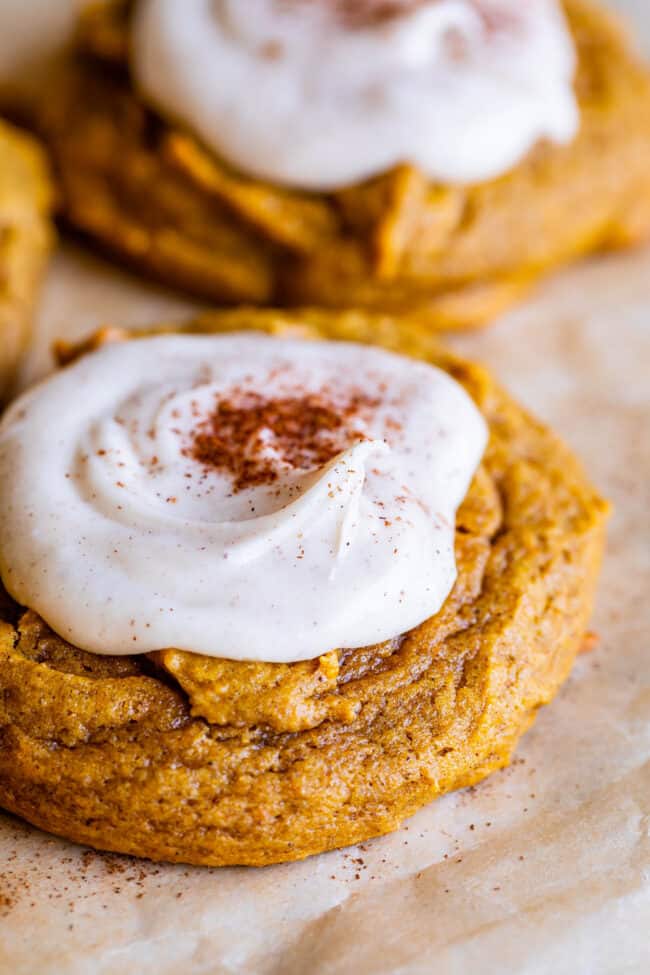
[0, 333, 487, 662]
[131, 0, 579, 191]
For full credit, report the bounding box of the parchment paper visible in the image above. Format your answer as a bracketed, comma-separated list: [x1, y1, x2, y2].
[1, 2, 650, 972]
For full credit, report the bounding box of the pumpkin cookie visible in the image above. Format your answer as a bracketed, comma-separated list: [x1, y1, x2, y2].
[0, 309, 608, 866]
[0, 119, 53, 395]
[36, 0, 650, 327]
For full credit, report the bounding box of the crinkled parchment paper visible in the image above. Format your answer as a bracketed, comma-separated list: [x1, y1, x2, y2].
[1, 2, 650, 973]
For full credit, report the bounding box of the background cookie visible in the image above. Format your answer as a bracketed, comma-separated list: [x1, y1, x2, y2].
[36, 0, 650, 328]
[0, 120, 53, 396]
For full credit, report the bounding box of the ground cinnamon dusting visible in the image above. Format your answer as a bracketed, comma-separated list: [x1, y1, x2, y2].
[284, 1, 512, 32]
[0, 822, 190, 920]
[186, 388, 380, 492]
[338, 0, 429, 28]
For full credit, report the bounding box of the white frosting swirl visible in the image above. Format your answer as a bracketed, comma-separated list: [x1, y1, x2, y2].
[0, 333, 487, 662]
[131, 0, 579, 190]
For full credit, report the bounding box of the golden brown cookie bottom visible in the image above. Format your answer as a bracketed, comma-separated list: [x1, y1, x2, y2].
[0, 310, 608, 866]
[0, 120, 53, 397]
[35, 0, 650, 328]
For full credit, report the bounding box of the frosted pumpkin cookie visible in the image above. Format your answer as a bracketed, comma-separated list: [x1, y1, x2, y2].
[36, 0, 650, 327]
[0, 119, 53, 395]
[0, 310, 608, 866]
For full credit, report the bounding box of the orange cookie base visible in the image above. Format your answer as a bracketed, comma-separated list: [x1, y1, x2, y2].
[0, 310, 608, 866]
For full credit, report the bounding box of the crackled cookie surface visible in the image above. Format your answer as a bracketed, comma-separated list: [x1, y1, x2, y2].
[0, 310, 608, 866]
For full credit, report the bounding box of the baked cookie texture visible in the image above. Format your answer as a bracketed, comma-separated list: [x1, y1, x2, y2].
[35, 0, 650, 328]
[0, 119, 53, 396]
[0, 309, 609, 866]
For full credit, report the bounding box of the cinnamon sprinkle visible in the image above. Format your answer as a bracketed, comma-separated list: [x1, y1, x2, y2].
[185, 388, 380, 492]
[339, 0, 429, 28]
[277, 0, 429, 29]
[282, 0, 516, 33]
